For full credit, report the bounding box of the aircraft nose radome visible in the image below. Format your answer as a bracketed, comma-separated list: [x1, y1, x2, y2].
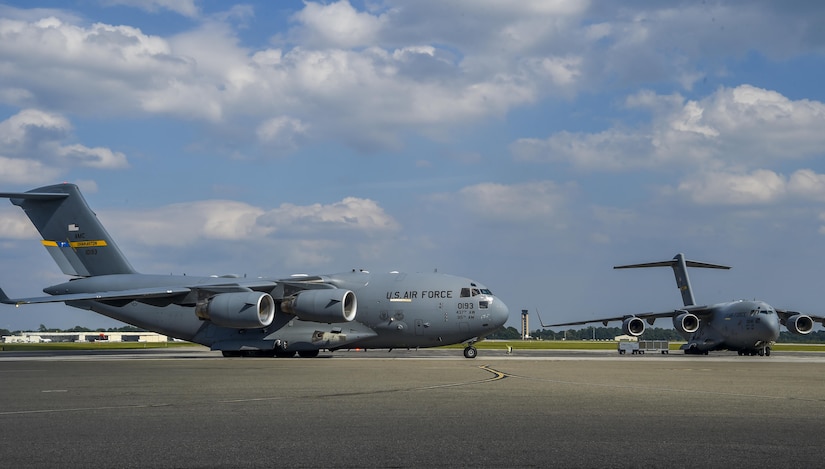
[492, 298, 509, 326]
[763, 314, 781, 337]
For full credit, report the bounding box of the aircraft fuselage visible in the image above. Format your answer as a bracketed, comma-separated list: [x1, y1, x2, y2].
[683, 300, 780, 353]
[49, 270, 509, 355]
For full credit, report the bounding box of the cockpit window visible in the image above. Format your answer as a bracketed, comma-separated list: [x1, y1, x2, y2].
[461, 287, 493, 298]
[461, 285, 493, 308]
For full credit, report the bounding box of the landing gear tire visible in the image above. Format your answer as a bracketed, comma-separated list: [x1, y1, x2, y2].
[463, 346, 478, 359]
[758, 348, 765, 356]
[765, 346, 771, 357]
[221, 351, 241, 357]
[274, 350, 296, 358]
[298, 350, 320, 358]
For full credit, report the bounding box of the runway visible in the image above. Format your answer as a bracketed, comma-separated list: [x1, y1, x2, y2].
[1, 348, 824, 468]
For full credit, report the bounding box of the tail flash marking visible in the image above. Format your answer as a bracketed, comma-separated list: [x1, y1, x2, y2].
[42, 240, 109, 248]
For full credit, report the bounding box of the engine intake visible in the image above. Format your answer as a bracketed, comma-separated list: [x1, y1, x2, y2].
[785, 314, 814, 335]
[195, 292, 275, 329]
[622, 316, 645, 337]
[280, 289, 357, 323]
[673, 312, 700, 335]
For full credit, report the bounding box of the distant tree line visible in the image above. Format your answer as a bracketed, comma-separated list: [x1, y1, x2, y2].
[487, 326, 825, 343]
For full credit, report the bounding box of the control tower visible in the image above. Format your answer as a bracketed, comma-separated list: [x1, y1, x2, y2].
[521, 309, 530, 340]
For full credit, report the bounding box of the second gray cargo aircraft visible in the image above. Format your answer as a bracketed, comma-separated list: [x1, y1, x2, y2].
[545, 253, 825, 356]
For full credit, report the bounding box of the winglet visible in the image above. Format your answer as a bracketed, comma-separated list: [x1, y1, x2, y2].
[614, 253, 731, 307]
[0, 287, 20, 306]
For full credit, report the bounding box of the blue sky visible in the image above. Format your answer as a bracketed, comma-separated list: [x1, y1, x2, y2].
[1, 0, 825, 332]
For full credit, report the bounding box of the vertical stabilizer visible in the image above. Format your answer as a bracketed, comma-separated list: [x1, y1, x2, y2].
[0, 183, 136, 277]
[614, 253, 730, 306]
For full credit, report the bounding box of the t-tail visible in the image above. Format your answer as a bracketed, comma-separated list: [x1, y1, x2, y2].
[0, 183, 136, 277]
[614, 253, 730, 306]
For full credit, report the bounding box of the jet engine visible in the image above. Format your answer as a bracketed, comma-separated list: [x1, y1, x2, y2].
[195, 292, 275, 329]
[622, 316, 645, 336]
[785, 314, 814, 335]
[280, 289, 357, 323]
[673, 312, 700, 335]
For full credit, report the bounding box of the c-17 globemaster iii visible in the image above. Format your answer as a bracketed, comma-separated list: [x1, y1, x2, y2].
[542, 253, 825, 356]
[0, 183, 509, 358]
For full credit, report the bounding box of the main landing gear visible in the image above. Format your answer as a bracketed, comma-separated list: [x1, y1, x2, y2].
[738, 346, 771, 357]
[463, 346, 478, 359]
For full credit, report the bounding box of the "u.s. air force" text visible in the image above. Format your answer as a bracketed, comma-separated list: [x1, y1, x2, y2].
[386, 290, 453, 300]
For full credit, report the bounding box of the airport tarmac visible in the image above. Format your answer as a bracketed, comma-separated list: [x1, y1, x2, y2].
[1, 348, 823, 468]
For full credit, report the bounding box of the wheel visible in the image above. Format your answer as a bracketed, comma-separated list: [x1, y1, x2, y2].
[274, 350, 296, 358]
[765, 346, 771, 357]
[221, 351, 241, 357]
[298, 350, 320, 358]
[758, 348, 765, 356]
[463, 346, 477, 359]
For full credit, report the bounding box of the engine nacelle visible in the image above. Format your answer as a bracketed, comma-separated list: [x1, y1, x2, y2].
[785, 314, 814, 335]
[280, 289, 357, 323]
[622, 317, 645, 337]
[195, 292, 275, 329]
[673, 312, 700, 335]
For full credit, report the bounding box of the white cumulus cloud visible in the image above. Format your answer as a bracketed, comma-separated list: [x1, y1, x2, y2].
[0, 109, 128, 182]
[101, 0, 200, 18]
[512, 85, 825, 172]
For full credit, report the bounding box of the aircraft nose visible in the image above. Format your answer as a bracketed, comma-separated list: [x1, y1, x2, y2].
[761, 313, 781, 338]
[490, 297, 509, 327]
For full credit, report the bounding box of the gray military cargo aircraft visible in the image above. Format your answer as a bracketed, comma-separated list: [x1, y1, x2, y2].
[0, 183, 509, 358]
[543, 253, 825, 356]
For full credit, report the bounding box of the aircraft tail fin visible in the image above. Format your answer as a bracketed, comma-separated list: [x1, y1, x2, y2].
[0, 183, 136, 277]
[614, 253, 730, 307]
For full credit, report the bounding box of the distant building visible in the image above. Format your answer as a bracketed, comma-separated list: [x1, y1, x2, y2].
[2, 331, 168, 343]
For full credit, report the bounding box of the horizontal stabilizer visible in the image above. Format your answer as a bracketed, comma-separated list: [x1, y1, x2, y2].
[615, 258, 731, 271]
[614, 253, 730, 307]
[0, 191, 70, 201]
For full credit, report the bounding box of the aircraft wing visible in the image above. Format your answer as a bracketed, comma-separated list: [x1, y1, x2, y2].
[0, 286, 193, 306]
[775, 308, 825, 327]
[539, 305, 714, 328]
[0, 280, 279, 306]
